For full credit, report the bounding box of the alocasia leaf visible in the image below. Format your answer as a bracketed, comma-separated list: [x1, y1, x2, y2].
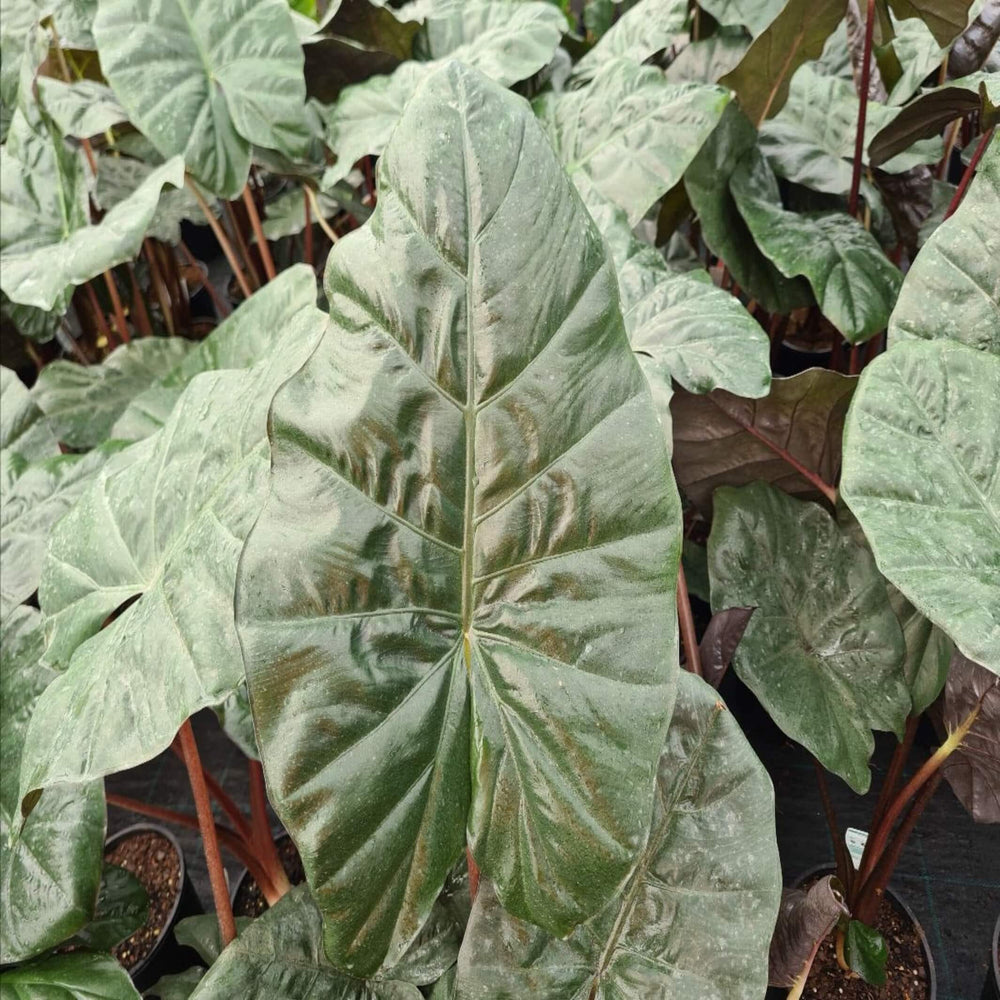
[455, 671, 781, 999]
[112, 264, 319, 440]
[536, 59, 731, 225]
[670, 369, 856, 514]
[840, 339, 1000, 672]
[173, 915, 255, 965]
[18, 307, 325, 802]
[889, 586, 952, 715]
[188, 888, 422, 999]
[237, 62, 681, 976]
[0, 366, 57, 467]
[941, 651, 1000, 822]
[844, 920, 889, 985]
[887, 138, 999, 354]
[700, 606, 756, 688]
[768, 877, 849, 988]
[684, 104, 813, 314]
[321, 1, 566, 187]
[664, 31, 750, 83]
[145, 969, 206, 1000]
[571, 0, 688, 80]
[708, 482, 909, 792]
[34, 77, 126, 138]
[32, 338, 194, 449]
[885, 0, 976, 44]
[68, 864, 149, 952]
[0, 952, 140, 999]
[719, 0, 848, 126]
[730, 147, 902, 341]
[697, 0, 786, 36]
[883, 16, 945, 105]
[0, 606, 105, 964]
[93, 0, 309, 198]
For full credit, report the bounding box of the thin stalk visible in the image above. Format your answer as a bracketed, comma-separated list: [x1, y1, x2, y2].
[126, 262, 153, 337]
[224, 201, 260, 292]
[303, 189, 314, 268]
[186, 179, 254, 300]
[866, 715, 918, 846]
[177, 720, 237, 946]
[202, 770, 253, 843]
[937, 118, 962, 179]
[466, 847, 480, 903]
[160, 242, 191, 331]
[84, 281, 115, 348]
[848, 0, 877, 218]
[144, 239, 176, 336]
[676, 565, 702, 677]
[248, 760, 292, 898]
[103, 269, 131, 344]
[945, 127, 995, 218]
[179, 240, 231, 318]
[813, 757, 853, 896]
[306, 185, 339, 244]
[241, 184, 276, 282]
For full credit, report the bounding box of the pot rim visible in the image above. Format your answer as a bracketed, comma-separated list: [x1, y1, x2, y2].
[229, 829, 292, 907]
[792, 863, 937, 998]
[104, 822, 189, 974]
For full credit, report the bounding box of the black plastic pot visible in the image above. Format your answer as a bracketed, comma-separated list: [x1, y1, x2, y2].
[105, 823, 203, 991]
[982, 914, 1000, 1000]
[230, 831, 305, 918]
[772, 342, 832, 377]
[765, 864, 936, 999]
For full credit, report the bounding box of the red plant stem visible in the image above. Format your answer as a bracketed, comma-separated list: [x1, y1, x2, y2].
[241, 184, 276, 282]
[866, 715, 919, 846]
[144, 239, 176, 336]
[224, 201, 260, 292]
[466, 847, 480, 903]
[848, 0, 877, 218]
[202, 769, 254, 843]
[177, 720, 237, 946]
[186, 179, 254, 301]
[178, 240, 231, 318]
[676, 565, 702, 677]
[106, 792, 280, 904]
[856, 699, 984, 890]
[937, 118, 962, 180]
[102, 270, 130, 344]
[248, 760, 292, 897]
[945, 127, 995, 219]
[126, 262, 153, 337]
[83, 281, 115, 348]
[162, 242, 192, 331]
[813, 757, 853, 896]
[853, 772, 942, 924]
[303, 190, 314, 268]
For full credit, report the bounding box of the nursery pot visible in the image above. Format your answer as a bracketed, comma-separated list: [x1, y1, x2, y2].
[104, 823, 203, 991]
[982, 913, 1000, 1000]
[765, 864, 936, 1000]
[230, 832, 304, 918]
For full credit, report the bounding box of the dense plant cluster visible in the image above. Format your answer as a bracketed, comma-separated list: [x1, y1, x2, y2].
[0, 0, 997, 998]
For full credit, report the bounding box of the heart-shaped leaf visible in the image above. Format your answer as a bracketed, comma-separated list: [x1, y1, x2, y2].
[237, 62, 681, 976]
[454, 671, 781, 999]
[93, 0, 309, 198]
[697, 0, 786, 36]
[1, 606, 105, 964]
[708, 482, 909, 792]
[887, 137, 999, 354]
[841, 339, 1000, 673]
[0, 952, 140, 999]
[536, 59, 731, 225]
[844, 919, 888, 985]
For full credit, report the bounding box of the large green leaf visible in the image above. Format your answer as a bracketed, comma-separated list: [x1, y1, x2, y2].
[237, 62, 681, 976]
[571, 0, 687, 80]
[68, 864, 148, 953]
[882, 16, 945, 105]
[708, 482, 909, 792]
[889, 587, 952, 715]
[537, 59, 730, 226]
[730, 148, 902, 341]
[189, 887, 422, 999]
[32, 338, 194, 449]
[112, 264, 319, 440]
[0, 442, 126, 612]
[840, 339, 1000, 672]
[0, 952, 140, 999]
[684, 104, 813, 314]
[455, 670, 781, 999]
[719, 0, 847, 126]
[321, 2, 566, 186]
[34, 77, 126, 138]
[664, 30, 750, 84]
[1, 365, 57, 466]
[697, 0, 786, 36]
[670, 369, 856, 513]
[887, 138, 999, 354]
[885, 0, 975, 44]
[0, 606, 105, 964]
[93, 0, 309, 198]
[19, 310, 325, 801]
[758, 65, 943, 195]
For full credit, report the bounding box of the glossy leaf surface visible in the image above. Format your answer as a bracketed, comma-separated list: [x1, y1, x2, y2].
[93, 0, 308, 197]
[889, 586, 952, 715]
[237, 62, 680, 976]
[455, 671, 781, 1000]
[34, 77, 126, 138]
[537, 59, 731, 225]
[844, 920, 888, 985]
[188, 887, 423, 1000]
[708, 482, 909, 792]
[69, 864, 149, 952]
[841, 339, 1000, 672]
[0, 952, 140, 999]
[20, 309, 325, 801]
[670, 369, 856, 514]
[0, 606, 105, 964]
[730, 148, 902, 341]
[887, 138, 999, 354]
